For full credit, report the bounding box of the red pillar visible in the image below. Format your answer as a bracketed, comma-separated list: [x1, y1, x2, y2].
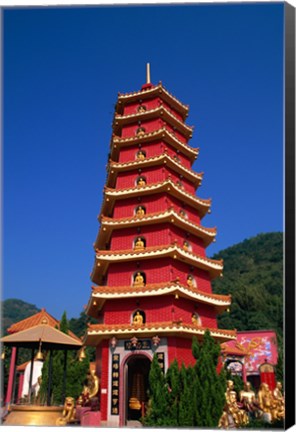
[242, 363, 247, 383]
[17, 373, 24, 403]
[5, 346, 17, 405]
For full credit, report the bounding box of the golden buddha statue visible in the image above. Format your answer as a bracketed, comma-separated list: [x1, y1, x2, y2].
[239, 381, 256, 413]
[133, 272, 145, 287]
[136, 127, 146, 137]
[137, 105, 146, 113]
[137, 177, 146, 187]
[187, 275, 194, 287]
[133, 311, 143, 326]
[225, 380, 235, 404]
[257, 383, 277, 422]
[134, 237, 145, 250]
[136, 206, 145, 217]
[272, 382, 285, 420]
[137, 150, 146, 160]
[228, 391, 249, 427]
[191, 313, 201, 327]
[183, 241, 189, 251]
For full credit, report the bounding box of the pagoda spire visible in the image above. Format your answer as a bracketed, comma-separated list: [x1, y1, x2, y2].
[146, 63, 151, 84]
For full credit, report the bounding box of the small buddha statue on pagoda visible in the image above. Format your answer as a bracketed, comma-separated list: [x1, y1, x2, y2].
[191, 313, 201, 326]
[136, 206, 145, 217]
[136, 127, 146, 137]
[137, 150, 146, 160]
[134, 237, 145, 251]
[133, 272, 145, 287]
[137, 105, 146, 113]
[133, 311, 143, 326]
[183, 240, 190, 251]
[272, 382, 285, 420]
[187, 275, 194, 287]
[137, 177, 146, 187]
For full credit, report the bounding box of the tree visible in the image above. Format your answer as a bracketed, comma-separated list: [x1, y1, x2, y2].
[193, 331, 226, 427]
[143, 354, 168, 426]
[39, 311, 89, 405]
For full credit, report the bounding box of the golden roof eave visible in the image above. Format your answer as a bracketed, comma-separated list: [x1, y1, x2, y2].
[84, 322, 236, 346]
[117, 83, 189, 119]
[91, 244, 223, 284]
[101, 179, 211, 218]
[111, 128, 198, 162]
[113, 106, 193, 139]
[86, 282, 231, 317]
[95, 208, 216, 249]
[107, 153, 203, 188]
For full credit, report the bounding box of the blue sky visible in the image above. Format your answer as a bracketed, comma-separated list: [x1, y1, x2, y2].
[3, 4, 284, 319]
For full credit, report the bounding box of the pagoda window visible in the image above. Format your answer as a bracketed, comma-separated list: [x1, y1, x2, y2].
[187, 274, 196, 288]
[136, 126, 146, 137]
[135, 205, 146, 218]
[136, 176, 147, 187]
[133, 271, 146, 287]
[134, 237, 146, 251]
[132, 309, 146, 325]
[191, 312, 202, 327]
[136, 149, 146, 160]
[137, 105, 147, 113]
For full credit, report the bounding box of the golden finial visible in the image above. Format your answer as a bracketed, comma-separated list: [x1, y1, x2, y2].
[146, 63, 151, 84]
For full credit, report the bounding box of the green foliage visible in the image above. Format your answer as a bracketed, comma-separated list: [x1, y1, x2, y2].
[39, 312, 90, 405]
[1, 299, 40, 335]
[212, 232, 283, 338]
[143, 354, 167, 426]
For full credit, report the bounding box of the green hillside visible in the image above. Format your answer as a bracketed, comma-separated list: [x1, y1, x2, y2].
[1, 299, 40, 335]
[211, 232, 283, 337]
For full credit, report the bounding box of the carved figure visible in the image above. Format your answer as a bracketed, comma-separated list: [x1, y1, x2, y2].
[137, 150, 146, 160]
[187, 275, 194, 287]
[56, 396, 76, 426]
[133, 272, 145, 287]
[183, 241, 189, 251]
[137, 105, 146, 113]
[134, 237, 145, 250]
[272, 382, 285, 420]
[257, 383, 277, 422]
[21, 357, 44, 400]
[191, 313, 201, 326]
[239, 381, 257, 413]
[136, 206, 145, 217]
[133, 311, 143, 326]
[137, 177, 146, 187]
[136, 127, 146, 137]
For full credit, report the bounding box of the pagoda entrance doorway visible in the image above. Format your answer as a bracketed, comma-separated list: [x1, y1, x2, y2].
[125, 354, 151, 424]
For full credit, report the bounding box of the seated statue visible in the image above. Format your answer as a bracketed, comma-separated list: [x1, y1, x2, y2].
[76, 370, 100, 410]
[183, 241, 189, 251]
[133, 311, 143, 326]
[191, 313, 201, 326]
[136, 127, 146, 137]
[187, 275, 194, 287]
[257, 383, 277, 422]
[133, 272, 145, 287]
[272, 382, 285, 420]
[240, 381, 257, 414]
[56, 396, 76, 426]
[134, 237, 145, 250]
[137, 177, 146, 187]
[136, 206, 145, 217]
[228, 391, 249, 427]
[137, 150, 146, 160]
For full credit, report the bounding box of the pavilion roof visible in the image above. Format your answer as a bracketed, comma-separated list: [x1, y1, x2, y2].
[84, 321, 236, 346]
[6, 308, 80, 342]
[1, 324, 82, 350]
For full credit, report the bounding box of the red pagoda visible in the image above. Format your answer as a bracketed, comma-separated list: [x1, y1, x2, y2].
[84, 65, 236, 426]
